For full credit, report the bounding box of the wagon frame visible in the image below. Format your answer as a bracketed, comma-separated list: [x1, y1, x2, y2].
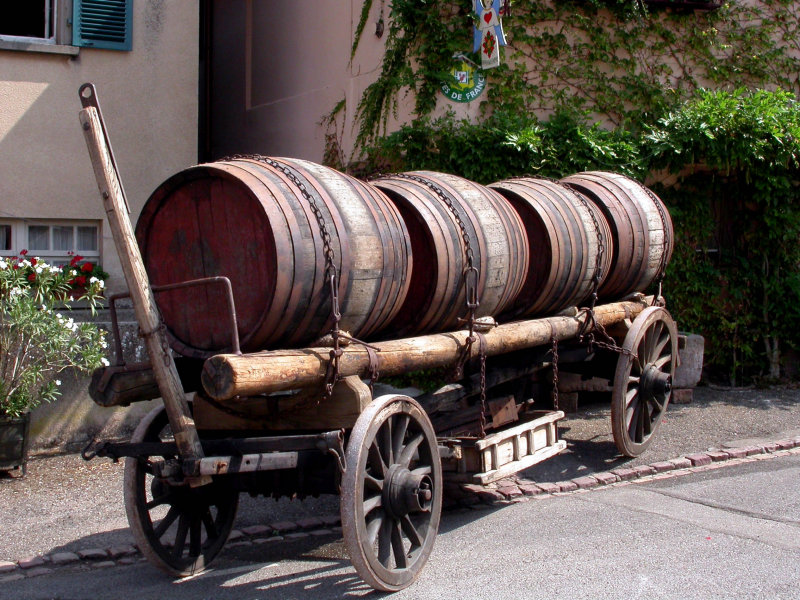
[78, 84, 679, 592]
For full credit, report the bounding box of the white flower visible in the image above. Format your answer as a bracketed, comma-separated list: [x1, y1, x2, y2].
[101, 357, 110, 366]
[0, 259, 7, 269]
[55, 379, 61, 386]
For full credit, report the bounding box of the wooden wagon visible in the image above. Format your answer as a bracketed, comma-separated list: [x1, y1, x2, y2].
[78, 85, 679, 592]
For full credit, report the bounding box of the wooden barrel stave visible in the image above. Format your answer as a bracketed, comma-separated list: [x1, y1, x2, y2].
[490, 178, 611, 317]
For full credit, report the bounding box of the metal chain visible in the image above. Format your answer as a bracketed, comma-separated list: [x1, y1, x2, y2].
[550, 335, 559, 412]
[226, 155, 343, 399]
[477, 333, 488, 437]
[390, 173, 477, 270]
[562, 180, 607, 311]
[387, 173, 489, 435]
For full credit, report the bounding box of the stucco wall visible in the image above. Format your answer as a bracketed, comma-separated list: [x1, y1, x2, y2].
[0, 0, 199, 296]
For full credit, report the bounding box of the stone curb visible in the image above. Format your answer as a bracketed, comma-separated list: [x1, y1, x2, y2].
[3, 436, 799, 582]
[455, 437, 800, 508]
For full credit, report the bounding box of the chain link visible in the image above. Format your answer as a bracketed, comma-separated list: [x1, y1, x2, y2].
[558, 179, 606, 311]
[550, 335, 559, 412]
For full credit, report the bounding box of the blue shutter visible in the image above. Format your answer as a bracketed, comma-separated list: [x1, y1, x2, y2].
[73, 0, 132, 51]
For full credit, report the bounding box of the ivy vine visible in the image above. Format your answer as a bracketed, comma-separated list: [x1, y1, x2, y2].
[341, 0, 800, 150]
[333, 1, 800, 385]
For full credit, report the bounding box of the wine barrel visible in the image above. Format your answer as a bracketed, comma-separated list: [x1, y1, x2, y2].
[489, 178, 613, 317]
[560, 172, 673, 301]
[372, 171, 528, 335]
[135, 157, 411, 357]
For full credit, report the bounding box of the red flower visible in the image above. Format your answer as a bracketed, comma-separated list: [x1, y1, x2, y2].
[81, 262, 94, 273]
[75, 275, 87, 287]
[69, 255, 83, 267]
[27, 273, 36, 282]
[20, 249, 28, 256]
[30, 258, 37, 267]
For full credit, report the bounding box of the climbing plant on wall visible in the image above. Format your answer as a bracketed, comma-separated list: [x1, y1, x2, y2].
[338, 1, 800, 385]
[345, 0, 800, 150]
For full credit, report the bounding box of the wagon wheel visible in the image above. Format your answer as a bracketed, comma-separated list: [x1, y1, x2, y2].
[341, 394, 443, 592]
[611, 306, 678, 457]
[124, 405, 239, 577]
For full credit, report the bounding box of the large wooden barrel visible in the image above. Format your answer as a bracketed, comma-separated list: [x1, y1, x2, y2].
[489, 178, 613, 317]
[136, 157, 412, 357]
[560, 171, 673, 301]
[372, 171, 528, 335]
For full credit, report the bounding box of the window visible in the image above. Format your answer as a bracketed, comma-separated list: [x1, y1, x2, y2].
[0, 220, 101, 265]
[0, 1, 56, 44]
[0, 225, 11, 251]
[73, 0, 133, 51]
[0, 0, 133, 52]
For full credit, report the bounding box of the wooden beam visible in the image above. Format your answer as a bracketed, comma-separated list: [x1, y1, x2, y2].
[202, 296, 651, 400]
[79, 97, 206, 473]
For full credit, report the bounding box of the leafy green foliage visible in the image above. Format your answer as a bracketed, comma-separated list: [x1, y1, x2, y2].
[363, 111, 644, 182]
[346, 0, 800, 150]
[341, 1, 800, 384]
[0, 254, 108, 418]
[644, 89, 800, 383]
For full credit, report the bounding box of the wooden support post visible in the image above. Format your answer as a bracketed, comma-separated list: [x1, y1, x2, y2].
[78, 91, 207, 479]
[202, 297, 651, 400]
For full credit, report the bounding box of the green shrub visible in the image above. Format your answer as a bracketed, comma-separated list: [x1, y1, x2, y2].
[362, 88, 800, 385]
[0, 253, 108, 418]
[644, 88, 800, 384]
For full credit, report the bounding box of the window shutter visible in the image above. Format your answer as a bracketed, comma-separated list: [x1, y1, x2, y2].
[73, 0, 132, 51]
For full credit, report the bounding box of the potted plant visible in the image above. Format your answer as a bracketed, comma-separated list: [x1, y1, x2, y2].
[64, 252, 109, 298]
[0, 251, 108, 477]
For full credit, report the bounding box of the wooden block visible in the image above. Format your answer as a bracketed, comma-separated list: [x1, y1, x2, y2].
[194, 376, 372, 431]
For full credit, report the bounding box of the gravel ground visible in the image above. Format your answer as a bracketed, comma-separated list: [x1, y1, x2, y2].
[1, 384, 798, 564]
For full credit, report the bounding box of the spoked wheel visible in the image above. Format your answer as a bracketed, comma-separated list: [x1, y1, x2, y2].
[341, 395, 443, 592]
[124, 405, 239, 577]
[611, 306, 678, 457]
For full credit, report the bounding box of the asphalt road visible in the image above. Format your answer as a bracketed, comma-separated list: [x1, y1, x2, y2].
[1, 385, 799, 597]
[2, 450, 799, 599]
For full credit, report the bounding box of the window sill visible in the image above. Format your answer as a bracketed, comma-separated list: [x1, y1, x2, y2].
[0, 39, 79, 57]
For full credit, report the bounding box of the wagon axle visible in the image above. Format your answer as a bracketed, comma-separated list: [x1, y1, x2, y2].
[641, 363, 672, 401]
[384, 465, 434, 518]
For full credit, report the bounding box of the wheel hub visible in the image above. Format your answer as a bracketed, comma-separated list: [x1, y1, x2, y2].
[383, 465, 433, 519]
[640, 363, 671, 400]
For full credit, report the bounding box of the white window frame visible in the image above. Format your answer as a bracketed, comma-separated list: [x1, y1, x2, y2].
[0, 219, 101, 266]
[0, 1, 58, 46]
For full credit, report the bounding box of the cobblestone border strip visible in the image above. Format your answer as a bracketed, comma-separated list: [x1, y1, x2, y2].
[0, 515, 344, 582]
[443, 436, 800, 509]
[3, 436, 799, 581]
